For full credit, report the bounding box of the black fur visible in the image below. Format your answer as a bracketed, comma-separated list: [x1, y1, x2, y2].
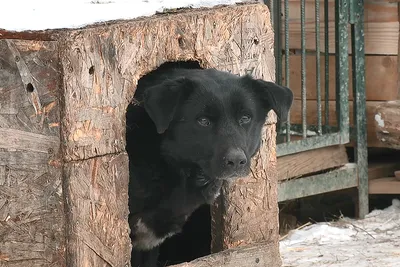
[126, 67, 293, 267]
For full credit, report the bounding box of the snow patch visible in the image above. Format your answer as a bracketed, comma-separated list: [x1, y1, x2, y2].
[374, 113, 385, 127]
[0, 0, 249, 31]
[280, 199, 400, 267]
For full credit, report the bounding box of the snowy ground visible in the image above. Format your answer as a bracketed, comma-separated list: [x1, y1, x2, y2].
[280, 199, 400, 267]
[0, 0, 248, 31]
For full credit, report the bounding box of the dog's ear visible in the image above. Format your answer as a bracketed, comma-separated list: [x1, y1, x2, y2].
[243, 76, 293, 122]
[143, 77, 192, 134]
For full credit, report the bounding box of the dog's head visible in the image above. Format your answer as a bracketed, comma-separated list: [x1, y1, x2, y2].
[142, 69, 293, 183]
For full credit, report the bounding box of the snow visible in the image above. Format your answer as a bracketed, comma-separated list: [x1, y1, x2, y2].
[0, 0, 248, 32]
[280, 199, 400, 267]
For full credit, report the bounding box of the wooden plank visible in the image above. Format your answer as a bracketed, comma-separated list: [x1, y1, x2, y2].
[169, 241, 280, 267]
[64, 154, 131, 267]
[289, 100, 384, 147]
[211, 113, 280, 264]
[277, 145, 349, 181]
[0, 40, 64, 267]
[282, 55, 398, 101]
[375, 100, 400, 149]
[369, 177, 400, 194]
[60, 3, 275, 161]
[368, 161, 400, 180]
[278, 164, 358, 202]
[282, 0, 399, 54]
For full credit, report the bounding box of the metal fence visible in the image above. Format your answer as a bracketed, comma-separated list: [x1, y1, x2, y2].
[264, 0, 368, 218]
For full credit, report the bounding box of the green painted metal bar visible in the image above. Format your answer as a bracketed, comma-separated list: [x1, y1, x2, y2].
[277, 132, 343, 157]
[324, 0, 330, 132]
[350, 0, 368, 219]
[278, 164, 358, 202]
[274, 0, 282, 85]
[284, 0, 291, 142]
[335, 0, 350, 143]
[315, 0, 322, 135]
[301, 0, 307, 138]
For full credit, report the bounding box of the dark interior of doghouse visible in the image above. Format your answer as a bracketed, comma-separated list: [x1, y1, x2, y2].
[126, 60, 213, 266]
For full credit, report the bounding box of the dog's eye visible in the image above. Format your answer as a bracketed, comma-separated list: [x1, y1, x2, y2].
[239, 115, 251, 125]
[197, 117, 211, 127]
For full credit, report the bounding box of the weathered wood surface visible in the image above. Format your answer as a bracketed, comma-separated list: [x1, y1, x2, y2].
[277, 145, 349, 181]
[369, 177, 400, 194]
[0, 40, 64, 266]
[1, 3, 279, 266]
[368, 160, 400, 180]
[211, 112, 281, 266]
[374, 100, 400, 149]
[64, 154, 130, 267]
[169, 241, 280, 267]
[59, 3, 275, 161]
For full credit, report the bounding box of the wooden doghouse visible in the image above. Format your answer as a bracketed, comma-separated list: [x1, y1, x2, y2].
[0, 3, 281, 266]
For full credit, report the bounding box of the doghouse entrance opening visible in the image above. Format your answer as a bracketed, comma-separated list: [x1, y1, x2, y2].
[126, 60, 213, 266]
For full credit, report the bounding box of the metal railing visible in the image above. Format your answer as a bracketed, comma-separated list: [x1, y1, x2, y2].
[264, 0, 368, 218]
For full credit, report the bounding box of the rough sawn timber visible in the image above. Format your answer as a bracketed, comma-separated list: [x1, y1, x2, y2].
[59, 3, 275, 162]
[168, 241, 279, 267]
[0, 2, 281, 267]
[0, 40, 64, 266]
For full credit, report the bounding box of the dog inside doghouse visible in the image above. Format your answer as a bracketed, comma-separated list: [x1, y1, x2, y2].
[125, 61, 293, 267]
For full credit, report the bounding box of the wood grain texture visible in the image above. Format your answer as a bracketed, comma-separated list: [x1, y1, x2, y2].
[168, 241, 280, 267]
[58, 3, 275, 161]
[369, 177, 400, 194]
[281, 0, 399, 54]
[282, 55, 398, 101]
[277, 145, 349, 181]
[211, 112, 281, 267]
[0, 40, 64, 267]
[368, 161, 400, 180]
[64, 154, 130, 267]
[1, 4, 280, 266]
[374, 100, 400, 149]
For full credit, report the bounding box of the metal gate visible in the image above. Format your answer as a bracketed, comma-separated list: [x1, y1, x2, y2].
[265, 0, 368, 218]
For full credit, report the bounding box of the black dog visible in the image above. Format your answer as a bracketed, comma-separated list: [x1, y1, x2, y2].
[126, 66, 293, 267]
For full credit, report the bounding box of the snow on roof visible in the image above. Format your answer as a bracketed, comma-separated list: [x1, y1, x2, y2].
[280, 199, 400, 267]
[0, 0, 249, 32]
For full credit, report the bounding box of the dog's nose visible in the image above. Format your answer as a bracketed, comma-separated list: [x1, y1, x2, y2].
[225, 149, 247, 168]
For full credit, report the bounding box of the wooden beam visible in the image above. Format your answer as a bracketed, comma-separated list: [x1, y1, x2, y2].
[281, 0, 399, 54]
[368, 161, 400, 180]
[282, 55, 398, 101]
[277, 145, 348, 181]
[289, 100, 384, 147]
[369, 177, 400, 194]
[375, 100, 400, 149]
[169, 241, 280, 267]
